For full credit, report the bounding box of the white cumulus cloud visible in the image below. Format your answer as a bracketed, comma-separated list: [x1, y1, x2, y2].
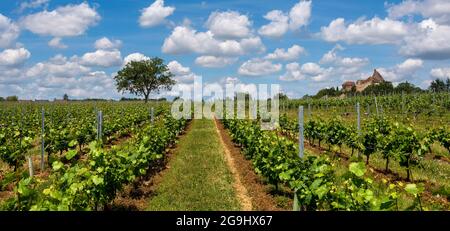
[95, 37, 122, 50]
[377, 58, 423, 82]
[387, 0, 450, 25]
[162, 26, 220, 54]
[48, 37, 67, 49]
[238, 59, 282, 76]
[0, 14, 20, 49]
[320, 44, 369, 68]
[205, 11, 252, 39]
[265, 45, 305, 61]
[430, 67, 450, 79]
[258, 1, 311, 38]
[18, 0, 49, 12]
[400, 19, 450, 59]
[289, 0, 312, 30]
[0, 48, 31, 66]
[195, 56, 238, 68]
[139, 0, 175, 28]
[321, 16, 450, 60]
[320, 17, 409, 45]
[280, 62, 332, 82]
[80, 49, 122, 67]
[167, 60, 191, 76]
[123, 53, 150, 65]
[27, 55, 90, 79]
[279, 62, 304, 81]
[167, 60, 197, 83]
[258, 10, 289, 38]
[162, 26, 265, 56]
[21, 3, 100, 37]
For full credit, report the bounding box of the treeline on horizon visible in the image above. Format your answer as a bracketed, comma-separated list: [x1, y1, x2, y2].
[1, 78, 449, 102]
[0, 96, 168, 102]
[307, 78, 450, 99]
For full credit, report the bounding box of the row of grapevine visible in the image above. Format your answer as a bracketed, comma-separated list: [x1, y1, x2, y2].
[0, 102, 157, 172]
[281, 92, 450, 117]
[222, 117, 424, 211]
[2, 108, 187, 211]
[279, 114, 450, 181]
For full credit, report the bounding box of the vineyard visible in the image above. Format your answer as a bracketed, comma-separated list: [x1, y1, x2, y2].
[0, 92, 449, 211]
[0, 102, 187, 210]
[3, 1, 450, 229]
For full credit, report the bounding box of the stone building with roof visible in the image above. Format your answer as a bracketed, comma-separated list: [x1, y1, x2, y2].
[342, 69, 385, 92]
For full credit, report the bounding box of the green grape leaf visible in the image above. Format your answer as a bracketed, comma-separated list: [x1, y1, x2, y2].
[92, 175, 104, 185]
[68, 140, 78, 148]
[349, 162, 366, 177]
[65, 150, 78, 160]
[52, 161, 64, 171]
[405, 184, 418, 196]
[405, 183, 424, 197]
[315, 185, 329, 200]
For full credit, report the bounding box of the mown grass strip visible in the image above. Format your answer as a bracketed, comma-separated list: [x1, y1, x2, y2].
[147, 119, 240, 211]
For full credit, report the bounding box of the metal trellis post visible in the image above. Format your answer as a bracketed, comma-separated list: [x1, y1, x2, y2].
[294, 106, 304, 211]
[40, 107, 45, 170]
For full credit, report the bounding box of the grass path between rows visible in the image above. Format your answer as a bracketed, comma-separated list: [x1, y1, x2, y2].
[147, 119, 242, 211]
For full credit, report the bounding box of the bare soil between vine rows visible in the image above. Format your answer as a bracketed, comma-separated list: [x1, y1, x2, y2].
[215, 119, 287, 211]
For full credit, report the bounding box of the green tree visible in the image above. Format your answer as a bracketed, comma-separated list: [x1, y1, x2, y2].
[429, 79, 447, 92]
[114, 58, 175, 103]
[394, 81, 422, 94]
[63, 93, 69, 101]
[362, 82, 394, 95]
[0, 97, 4, 101]
[6, 96, 18, 101]
[274, 93, 288, 100]
[301, 94, 310, 99]
[315, 87, 341, 99]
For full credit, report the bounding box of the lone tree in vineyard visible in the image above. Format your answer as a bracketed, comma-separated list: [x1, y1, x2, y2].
[114, 57, 175, 103]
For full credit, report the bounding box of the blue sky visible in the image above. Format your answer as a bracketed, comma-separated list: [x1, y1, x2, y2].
[0, 0, 449, 100]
